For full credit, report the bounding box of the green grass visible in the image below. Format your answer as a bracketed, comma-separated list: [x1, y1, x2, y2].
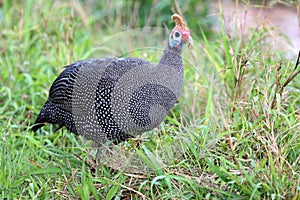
[0, 0, 299, 199]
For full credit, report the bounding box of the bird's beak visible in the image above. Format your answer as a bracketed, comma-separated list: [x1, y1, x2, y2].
[187, 35, 193, 48]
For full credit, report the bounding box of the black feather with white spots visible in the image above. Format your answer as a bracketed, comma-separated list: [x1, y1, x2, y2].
[33, 37, 185, 144]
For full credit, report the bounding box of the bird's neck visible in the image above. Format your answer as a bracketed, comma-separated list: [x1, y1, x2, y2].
[158, 44, 183, 73]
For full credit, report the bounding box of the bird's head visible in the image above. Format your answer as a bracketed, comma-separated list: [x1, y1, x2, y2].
[168, 14, 193, 50]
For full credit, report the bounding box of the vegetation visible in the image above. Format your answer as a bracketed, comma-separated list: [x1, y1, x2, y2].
[0, 0, 299, 199]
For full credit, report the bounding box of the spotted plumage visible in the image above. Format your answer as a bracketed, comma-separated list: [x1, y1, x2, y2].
[32, 14, 193, 144]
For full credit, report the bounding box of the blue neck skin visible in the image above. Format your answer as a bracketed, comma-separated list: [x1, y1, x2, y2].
[169, 40, 183, 51]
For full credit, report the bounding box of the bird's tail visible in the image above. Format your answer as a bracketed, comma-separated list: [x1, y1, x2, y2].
[32, 100, 76, 133]
[31, 122, 45, 132]
[32, 100, 58, 132]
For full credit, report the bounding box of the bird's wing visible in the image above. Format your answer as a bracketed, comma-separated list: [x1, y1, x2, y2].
[48, 58, 116, 112]
[48, 61, 82, 112]
[48, 58, 149, 112]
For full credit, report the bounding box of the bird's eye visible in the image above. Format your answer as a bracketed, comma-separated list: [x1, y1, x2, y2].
[174, 31, 181, 38]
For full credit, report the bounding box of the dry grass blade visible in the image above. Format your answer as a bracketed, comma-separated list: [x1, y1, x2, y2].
[271, 51, 300, 109]
[102, 177, 151, 200]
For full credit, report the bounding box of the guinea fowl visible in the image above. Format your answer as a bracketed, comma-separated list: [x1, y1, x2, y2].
[32, 14, 193, 144]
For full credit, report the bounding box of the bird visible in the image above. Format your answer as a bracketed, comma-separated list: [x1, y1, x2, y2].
[32, 14, 193, 144]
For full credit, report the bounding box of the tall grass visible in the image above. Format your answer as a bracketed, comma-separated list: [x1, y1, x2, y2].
[0, 0, 299, 199]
